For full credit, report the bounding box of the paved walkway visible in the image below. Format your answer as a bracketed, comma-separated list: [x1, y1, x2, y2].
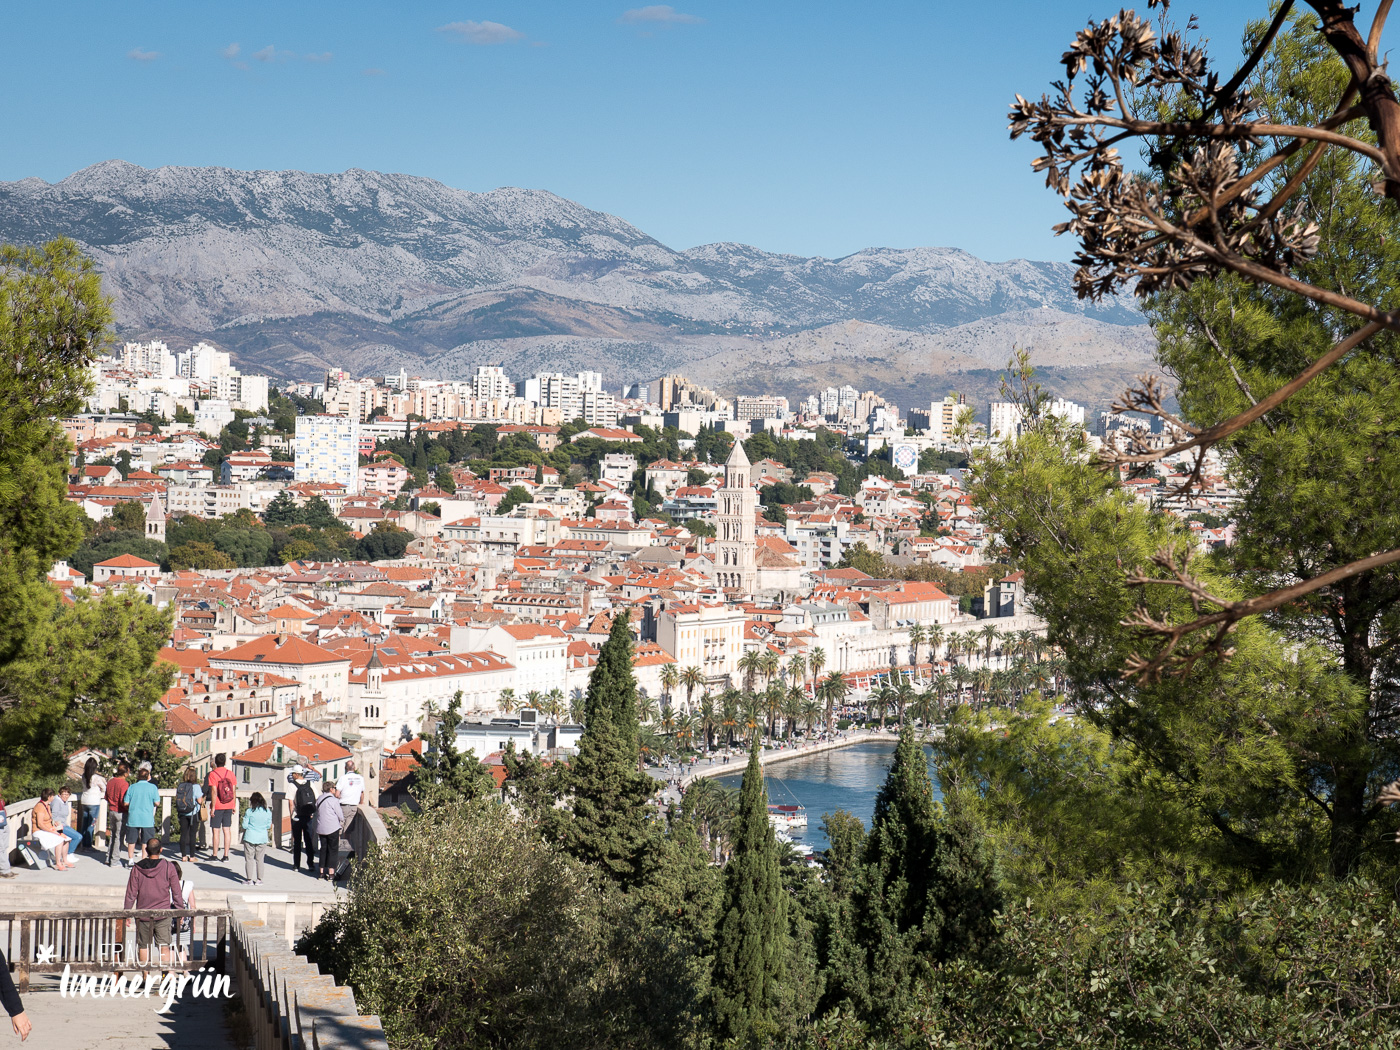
[13, 972, 237, 1050]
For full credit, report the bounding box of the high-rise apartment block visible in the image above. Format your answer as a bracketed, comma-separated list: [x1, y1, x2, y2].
[735, 394, 790, 421]
[295, 414, 362, 494]
[472, 366, 513, 401]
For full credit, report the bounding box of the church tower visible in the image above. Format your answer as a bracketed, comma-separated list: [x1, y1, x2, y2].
[715, 439, 757, 594]
[145, 494, 165, 544]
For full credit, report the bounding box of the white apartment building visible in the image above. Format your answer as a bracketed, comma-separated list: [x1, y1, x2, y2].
[194, 399, 235, 438]
[122, 340, 176, 377]
[295, 414, 362, 495]
[478, 624, 571, 697]
[657, 602, 747, 692]
[736, 395, 791, 422]
[177, 342, 232, 383]
[988, 402, 1024, 442]
[350, 648, 516, 746]
[782, 517, 853, 570]
[1047, 398, 1087, 428]
[473, 365, 513, 401]
[209, 372, 270, 413]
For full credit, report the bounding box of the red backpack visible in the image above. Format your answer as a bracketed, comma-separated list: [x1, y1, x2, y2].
[215, 771, 235, 805]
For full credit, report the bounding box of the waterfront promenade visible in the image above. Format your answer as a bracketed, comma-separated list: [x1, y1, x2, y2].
[647, 729, 901, 800]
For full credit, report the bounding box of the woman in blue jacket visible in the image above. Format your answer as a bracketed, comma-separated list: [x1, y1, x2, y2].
[241, 793, 272, 885]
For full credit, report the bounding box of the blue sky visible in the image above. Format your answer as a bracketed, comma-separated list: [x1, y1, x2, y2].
[2, 1, 1270, 261]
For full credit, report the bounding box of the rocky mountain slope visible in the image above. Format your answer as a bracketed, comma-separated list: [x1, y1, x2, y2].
[0, 161, 1158, 410]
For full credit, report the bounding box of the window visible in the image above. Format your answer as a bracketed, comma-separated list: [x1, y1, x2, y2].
[242, 767, 250, 783]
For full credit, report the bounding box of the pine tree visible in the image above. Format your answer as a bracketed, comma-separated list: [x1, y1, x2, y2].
[712, 738, 788, 1044]
[412, 691, 498, 809]
[827, 725, 1001, 1027]
[555, 611, 655, 885]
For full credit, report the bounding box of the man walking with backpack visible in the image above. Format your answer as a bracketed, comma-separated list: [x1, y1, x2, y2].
[206, 753, 238, 863]
[289, 769, 317, 873]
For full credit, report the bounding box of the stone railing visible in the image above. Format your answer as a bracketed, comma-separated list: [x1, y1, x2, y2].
[340, 804, 389, 865]
[228, 898, 389, 1050]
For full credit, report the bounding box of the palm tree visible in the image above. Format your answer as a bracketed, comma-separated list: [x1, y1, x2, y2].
[808, 646, 827, 692]
[498, 687, 518, 715]
[980, 624, 1000, 665]
[783, 685, 805, 740]
[926, 623, 945, 667]
[908, 623, 925, 669]
[821, 670, 848, 736]
[759, 649, 782, 692]
[720, 688, 741, 747]
[740, 692, 765, 744]
[568, 695, 585, 725]
[737, 650, 762, 693]
[951, 664, 971, 707]
[786, 652, 807, 693]
[660, 662, 680, 709]
[869, 685, 894, 730]
[636, 691, 659, 726]
[524, 690, 542, 716]
[680, 665, 705, 712]
[675, 712, 698, 752]
[910, 689, 936, 729]
[974, 667, 995, 709]
[698, 694, 719, 752]
[800, 698, 822, 737]
[764, 680, 786, 739]
[895, 678, 916, 727]
[544, 687, 565, 724]
[660, 707, 677, 737]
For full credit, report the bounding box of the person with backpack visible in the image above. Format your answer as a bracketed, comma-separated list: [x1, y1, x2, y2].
[174, 768, 203, 863]
[314, 781, 343, 881]
[104, 762, 130, 867]
[289, 769, 317, 873]
[122, 768, 160, 863]
[206, 753, 238, 863]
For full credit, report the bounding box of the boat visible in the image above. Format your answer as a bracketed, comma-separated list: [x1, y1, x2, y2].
[767, 803, 808, 830]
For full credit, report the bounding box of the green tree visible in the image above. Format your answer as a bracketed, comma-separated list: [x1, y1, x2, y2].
[412, 691, 497, 809]
[69, 532, 166, 581]
[300, 494, 341, 530]
[497, 485, 531, 515]
[214, 528, 273, 568]
[278, 538, 316, 564]
[263, 489, 303, 526]
[836, 541, 887, 577]
[167, 541, 235, 571]
[434, 465, 457, 494]
[825, 726, 1001, 1029]
[711, 738, 789, 1044]
[356, 523, 411, 562]
[553, 612, 655, 887]
[0, 240, 176, 795]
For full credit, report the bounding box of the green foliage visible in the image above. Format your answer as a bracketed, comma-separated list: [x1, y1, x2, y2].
[298, 799, 699, 1050]
[0, 239, 174, 796]
[412, 691, 498, 810]
[263, 490, 303, 526]
[278, 538, 316, 565]
[686, 518, 716, 538]
[711, 739, 790, 1044]
[355, 523, 411, 562]
[497, 484, 531, 515]
[823, 727, 1001, 1029]
[214, 528, 273, 568]
[433, 465, 457, 494]
[553, 613, 655, 887]
[300, 494, 341, 530]
[836, 542, 888, 577]
[917, 447, 968, 474]
[167, 541, 235, 571]
[759, 482, 814, 507]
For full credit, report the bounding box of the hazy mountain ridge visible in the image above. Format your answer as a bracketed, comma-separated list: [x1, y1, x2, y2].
[0, 161, 1158, 408]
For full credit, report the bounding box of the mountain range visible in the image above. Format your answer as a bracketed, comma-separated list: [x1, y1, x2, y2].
[0, 160, 1159, 412]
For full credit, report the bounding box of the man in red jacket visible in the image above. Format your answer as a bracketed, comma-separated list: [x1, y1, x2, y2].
[122, 838, 182, 966]
[104, 762, 130, 868]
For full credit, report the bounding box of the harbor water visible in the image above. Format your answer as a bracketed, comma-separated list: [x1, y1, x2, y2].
[713, 738, 943, 852]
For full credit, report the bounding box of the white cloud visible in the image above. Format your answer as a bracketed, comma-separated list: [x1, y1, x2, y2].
[362, 67, 385, 77]
[619, 5, 703, 24]
[254, 44, 295, 63]
[435, 20, 525, 45]
[305, 52, 333, 63]
[222, 43, 241, 59]
[127, 47, 161, 62]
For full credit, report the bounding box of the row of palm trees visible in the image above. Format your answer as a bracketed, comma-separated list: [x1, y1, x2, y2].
[906, 623, 1048, 670]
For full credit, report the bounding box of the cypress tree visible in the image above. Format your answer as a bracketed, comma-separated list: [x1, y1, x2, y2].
[829, 725, 1001, 1026]
[556, 611, 655, 886]
[712, 738, 788, 1044]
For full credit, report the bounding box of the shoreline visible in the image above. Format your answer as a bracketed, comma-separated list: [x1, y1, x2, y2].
[678, 730, 894, 786]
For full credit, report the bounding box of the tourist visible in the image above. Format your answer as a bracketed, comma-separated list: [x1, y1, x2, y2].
[49, 787, 83, 856]
[104, 762, 130, 867]
[122, 767, 160, 864]
[174, 768, 203, 862]
[241, 792, 271, 885]
[289, 769, 317, 872]
[0, 946, 31, 1041]
[31, 790, 72, 870]
[169, 862, 196, 965]
[122, 837, 181, 967]
[0, 791, 13, 880]
[314, 781, 343, 881]
[336, 760, 364, 823]
[78, 757, 105, 851]
[206, 753, 238, 862]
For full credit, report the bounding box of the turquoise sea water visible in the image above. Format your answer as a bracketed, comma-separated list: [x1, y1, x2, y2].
[714, 739, 942, 852]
